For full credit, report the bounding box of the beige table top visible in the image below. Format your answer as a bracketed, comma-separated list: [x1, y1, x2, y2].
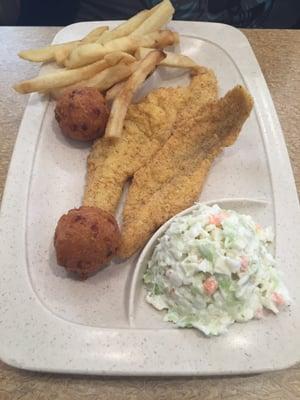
[0, 27, 300, 399]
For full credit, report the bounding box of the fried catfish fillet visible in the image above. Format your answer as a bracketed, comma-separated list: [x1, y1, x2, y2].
[119, 85, 254, 258]
[83, 68, 218, 214]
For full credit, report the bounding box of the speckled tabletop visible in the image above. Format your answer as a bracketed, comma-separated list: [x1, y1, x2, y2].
[0, 27, 299, 399]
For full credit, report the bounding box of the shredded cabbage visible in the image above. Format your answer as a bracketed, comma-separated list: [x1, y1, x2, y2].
[143, 204, 290, 336]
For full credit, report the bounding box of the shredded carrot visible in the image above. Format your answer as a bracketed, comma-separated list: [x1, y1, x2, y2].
[203, 277, 218, 295]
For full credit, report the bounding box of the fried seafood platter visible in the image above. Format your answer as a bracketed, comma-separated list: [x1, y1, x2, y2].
[15, 0, 253, 280]
[3, 0, 297, 374]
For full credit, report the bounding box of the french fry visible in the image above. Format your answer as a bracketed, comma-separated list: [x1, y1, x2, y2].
[54, 26, 109, 65]
[65, 30, 178, 68]
[104, 51, 136, 66]
[54, 46, 76, 66]
[13, 57, 118, 94]
[130, 0, 174, 36]
[18, 25, 108, 63]
[105, 50, 166, 139]
[55, 44, 135, 66]
[105, 81, 126, 102]
[79, 61, 138, 91]
[97, 10, 150, 44]
[135, 47, 198, 68]
[50, 61, 139, 99]
[83, 26, 109, 42]
[105, 58, 143, 102]
[19, 43, 71, 63]
[96, 1, 163, 45]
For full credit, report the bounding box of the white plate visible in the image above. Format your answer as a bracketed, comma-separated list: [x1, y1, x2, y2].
[0, 21, 300, 376]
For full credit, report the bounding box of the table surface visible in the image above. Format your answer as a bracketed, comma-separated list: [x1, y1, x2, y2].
[0, 26, 300, 399]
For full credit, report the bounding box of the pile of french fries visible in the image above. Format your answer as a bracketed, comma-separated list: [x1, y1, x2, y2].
[13, 0, 200, 138]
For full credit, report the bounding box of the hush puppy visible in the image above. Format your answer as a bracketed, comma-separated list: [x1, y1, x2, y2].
[54, 206, 120, 279]
[55, 87, 109, 141]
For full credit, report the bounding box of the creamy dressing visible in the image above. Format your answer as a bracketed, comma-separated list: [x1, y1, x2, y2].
[143, 204, 290, 336]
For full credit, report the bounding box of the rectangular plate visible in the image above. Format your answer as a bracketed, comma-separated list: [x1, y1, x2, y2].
[0, 21, 300, 376]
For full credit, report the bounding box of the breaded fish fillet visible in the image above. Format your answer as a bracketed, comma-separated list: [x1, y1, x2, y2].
[83, 68, 218, 214]
[119, 85, 254, 258]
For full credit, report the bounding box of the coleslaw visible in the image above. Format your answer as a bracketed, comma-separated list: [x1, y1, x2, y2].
[143, 203, 290, 335]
